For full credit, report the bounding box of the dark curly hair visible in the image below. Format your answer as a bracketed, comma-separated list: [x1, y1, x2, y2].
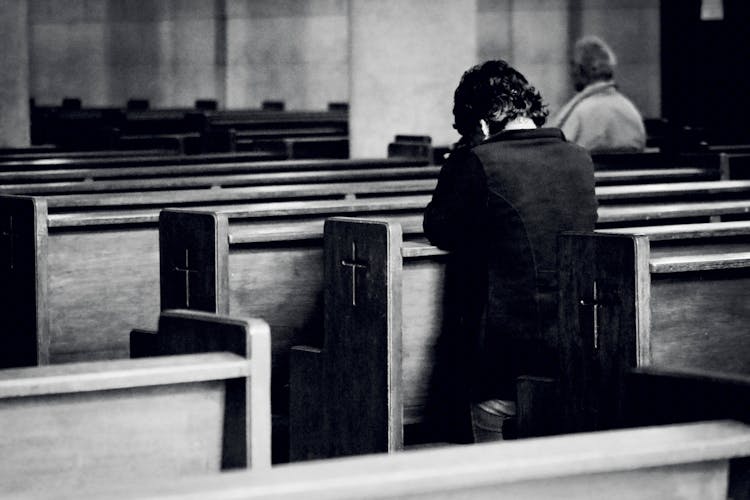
[452, 60, 548, 141]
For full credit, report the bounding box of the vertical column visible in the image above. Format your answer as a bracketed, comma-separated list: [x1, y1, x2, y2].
[0, 0, 30, 147]
[348, 0, 477, 158]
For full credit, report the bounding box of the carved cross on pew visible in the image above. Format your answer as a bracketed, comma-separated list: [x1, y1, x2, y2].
[173, 248, 198, 308]
[341, 241, 368, 306]
[579, 279, 602, 351]
[0, 215, 14, 272]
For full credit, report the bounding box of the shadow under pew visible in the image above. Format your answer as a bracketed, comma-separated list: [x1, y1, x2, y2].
[0, 309, 271, 496]
[623, 366, 750, 500]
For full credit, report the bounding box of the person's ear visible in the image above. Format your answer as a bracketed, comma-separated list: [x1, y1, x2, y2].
[479, 119, 490, 138]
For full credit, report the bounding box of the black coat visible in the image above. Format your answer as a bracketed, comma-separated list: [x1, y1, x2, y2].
[423, 128, 597, 404]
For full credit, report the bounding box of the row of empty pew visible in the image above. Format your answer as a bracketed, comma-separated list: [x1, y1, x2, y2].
[1, 309, 748, 497]
[1, 145, 749, 497]
[28, 100, 350, 157]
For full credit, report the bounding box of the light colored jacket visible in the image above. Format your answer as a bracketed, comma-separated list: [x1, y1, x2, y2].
[551, 81, 646, 152]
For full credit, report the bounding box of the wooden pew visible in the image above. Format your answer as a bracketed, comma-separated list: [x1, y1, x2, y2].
[0, 150, 287, 173]
[10, 178, 438, 211]
[0, 194, 432, 366]
[235, 136, 349, 159]
[7, 179, 750, 368]
[0, 164, 438, 196]
[37, 421, 750, 500]
[557, 230, 750, 433]
[34, 106, 348, 154]
[288, 218, 750, 458]
[0, 309, 271, 495]
[0, 177, 434, 368]
[0, 148, 178, 162]
[591, 150, 715, 170]
[116, 132, 200, 155]
[157, 198, 750, 454]
[0, 157, 429, 184]
[201, 109, 348, 134]
[1, 150, 741, 194]
[157, 209, 428, 433]
[4, 157, 733, 193]
[235, 126, 344, 140]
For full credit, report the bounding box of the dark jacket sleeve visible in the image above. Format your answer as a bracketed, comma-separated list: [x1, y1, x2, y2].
[423, 148, 488, 250]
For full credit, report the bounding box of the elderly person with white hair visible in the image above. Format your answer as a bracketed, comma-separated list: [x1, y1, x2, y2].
[551, 36, 646, 152]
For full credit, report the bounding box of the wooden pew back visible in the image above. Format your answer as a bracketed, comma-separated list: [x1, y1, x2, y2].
[41, 421, 750, 500]
[0, 309, 271, 494]
[557, 231, 750, 433]
[290, 218, 750, 459]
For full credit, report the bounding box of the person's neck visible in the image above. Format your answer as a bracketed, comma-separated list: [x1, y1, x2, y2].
[503, 116, 537, 131]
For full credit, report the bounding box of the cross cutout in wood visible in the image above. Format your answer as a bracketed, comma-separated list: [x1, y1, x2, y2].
[341, 241, 368, 306]
[0, 215, 14, 272]
[579, 279, 601, 351]
[173, 248, 198, 308]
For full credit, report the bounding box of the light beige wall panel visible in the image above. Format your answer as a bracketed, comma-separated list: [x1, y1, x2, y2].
[0, 0, 30, 146]
[349, 0, 477, 157]
[510, 5, 570, 114]
[477, 0, 512, 62]
[226, 0, 348, 109]
[30, 21, 108, 106]
[30, 0, 223, 108]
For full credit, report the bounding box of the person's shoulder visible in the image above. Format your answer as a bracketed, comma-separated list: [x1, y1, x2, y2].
[553, 137, 595, 165]
[444, 142, 483, 166]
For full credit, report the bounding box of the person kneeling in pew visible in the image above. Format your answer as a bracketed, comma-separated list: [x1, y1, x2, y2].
[423, 60, 598, 442]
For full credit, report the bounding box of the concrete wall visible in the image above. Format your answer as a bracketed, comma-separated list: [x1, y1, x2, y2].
[348, 0, 476, 157]
[24, 0, 660, 140]
[225, 0, 348, 109]
[29, 0, 224, 108]
[28, 0, 348, 110]
[0, 0, 30, 146]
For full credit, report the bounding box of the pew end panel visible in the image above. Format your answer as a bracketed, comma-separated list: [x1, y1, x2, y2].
[290, 218, 403, 459]
[0, 195, 49, 367]
[138, 309, 272, 470]
[323, 217, 404, 457]
[159, 209, 229, 314]
[557, 232, 650, 433]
